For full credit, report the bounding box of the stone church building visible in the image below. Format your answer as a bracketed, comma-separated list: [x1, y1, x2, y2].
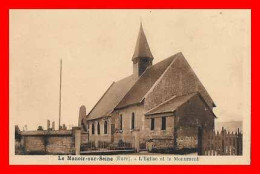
[79, 24, 216, 151]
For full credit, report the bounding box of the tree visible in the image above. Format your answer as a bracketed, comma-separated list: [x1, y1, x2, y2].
[37, 126, 44, 131]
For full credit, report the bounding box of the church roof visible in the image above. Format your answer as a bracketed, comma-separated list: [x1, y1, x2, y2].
[116, 53, 180, 109]
[132, 23, 154, 61]
[87, 75, 138, 120]
[144, 93, 197, 116]
[86, 53, 178, 120]
[85, 24, 215, 120]
[145, 92, 216, 117]
[87, 52, 215, 120]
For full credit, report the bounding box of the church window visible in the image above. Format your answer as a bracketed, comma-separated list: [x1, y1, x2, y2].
[162, 117, 166, 130]
[97, 122, 100, 135]
[119, 114, 123, 130]
[151, 118, 155, 130]
[92, 123, 95, 134]
[131, 113, 135, 130]
[104, 121, 108, 134]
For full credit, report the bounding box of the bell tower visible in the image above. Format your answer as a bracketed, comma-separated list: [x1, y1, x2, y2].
[132, 23, 154, 77]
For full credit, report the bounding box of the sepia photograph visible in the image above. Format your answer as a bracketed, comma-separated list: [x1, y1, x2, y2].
[9, 9, 251, 165]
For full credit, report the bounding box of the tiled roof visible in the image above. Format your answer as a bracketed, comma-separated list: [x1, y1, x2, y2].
[145, 93, 197, 116]
[87, 51, 215, 119]
[87, 75, 138, 120]
[115, 53, 179, 109]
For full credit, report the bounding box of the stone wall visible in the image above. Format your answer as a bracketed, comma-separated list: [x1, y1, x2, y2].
[22, 136, 46, 154]
[174, 94, 215, 149]
[144, 114, 174, 138]
[144, 114, 175, 149]
[46, 136, 74, 154]
[87, 117, 111, 147]
[17, 129, 81, 155]
[113, 105, 145, 146]
[112, 105, 176, 150]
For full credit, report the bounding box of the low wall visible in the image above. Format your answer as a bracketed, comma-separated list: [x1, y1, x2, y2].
[16, 127, 81, 155]
[176, 127, 198, 149]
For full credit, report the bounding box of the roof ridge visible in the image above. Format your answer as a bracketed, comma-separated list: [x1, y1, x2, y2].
[113, 61, 153, 110]
[114, 74, 136, 83]
[87, 82, 115, 116]
[146, 92, 198, 114]
[181, 57, 216, 107]
[150, 52, 181, 69]
[145, 95, 177, 114]
[145, 92, 198, 116]
[87, 74, 139, 120]
[105, 75, 139, 115]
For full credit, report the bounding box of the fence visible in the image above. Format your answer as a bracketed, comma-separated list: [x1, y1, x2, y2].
[81, 140, 133, 152]
[116, 140, 133, 150]
[81, 141, 96, 150]
[198, 127, 243, 156]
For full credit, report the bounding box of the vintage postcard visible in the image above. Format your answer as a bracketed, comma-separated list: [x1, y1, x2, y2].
[9, 9, 251, 165]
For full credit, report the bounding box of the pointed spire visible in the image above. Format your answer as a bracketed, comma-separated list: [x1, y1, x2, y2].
[132, 22, 154, 62]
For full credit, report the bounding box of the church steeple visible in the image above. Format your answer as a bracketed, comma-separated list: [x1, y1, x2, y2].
[132, 23, 154, 77]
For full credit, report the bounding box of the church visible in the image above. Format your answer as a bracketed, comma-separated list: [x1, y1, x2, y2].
[79, 23, 216, 151]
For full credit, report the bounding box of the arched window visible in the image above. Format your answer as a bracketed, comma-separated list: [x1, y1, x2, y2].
[92, 123, 95, 134]
[97, 122, 100, 135]
[131, 112, 135, 130]
[104, 121, 108, 134]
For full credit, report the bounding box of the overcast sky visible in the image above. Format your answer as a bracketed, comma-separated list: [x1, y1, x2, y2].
[10, 10, 251, 130]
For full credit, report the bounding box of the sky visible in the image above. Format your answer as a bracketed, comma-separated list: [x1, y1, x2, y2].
[10, 10, 251, 130]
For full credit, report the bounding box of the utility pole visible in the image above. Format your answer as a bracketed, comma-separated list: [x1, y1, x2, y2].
[58, 59, 62, 130]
